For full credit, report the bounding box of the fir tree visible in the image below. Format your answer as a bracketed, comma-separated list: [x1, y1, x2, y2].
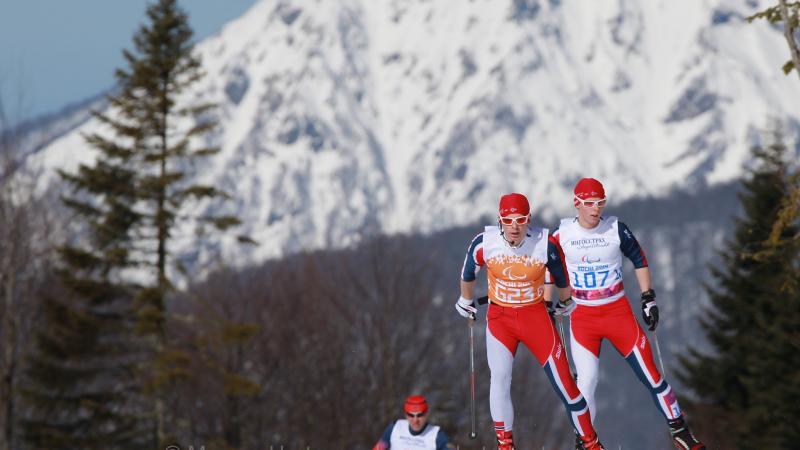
[679, 127, 800, 449]
[93, 0, 248, 445]
[18, 128, 146, 449]
[112, 0, 244, 313]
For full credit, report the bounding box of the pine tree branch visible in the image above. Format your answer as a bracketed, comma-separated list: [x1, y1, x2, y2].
[202, 215, 242, 231]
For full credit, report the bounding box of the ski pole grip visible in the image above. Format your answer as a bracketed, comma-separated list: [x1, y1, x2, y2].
[476, 295, 489, 305]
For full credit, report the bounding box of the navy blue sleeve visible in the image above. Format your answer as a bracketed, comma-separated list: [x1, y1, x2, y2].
[379, 421, 395, 447]
[460, 233, 484, 282]
[618, 222, 649, 269]
[436, 428, 450, 449]
[546, 236, 568, 288]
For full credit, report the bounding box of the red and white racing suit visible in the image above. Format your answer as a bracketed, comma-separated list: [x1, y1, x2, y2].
[461, 225, 595, 439]
[552, 216, 683, 422]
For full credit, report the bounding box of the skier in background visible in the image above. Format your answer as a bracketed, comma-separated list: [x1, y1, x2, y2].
[455, 193, 604, 450]
[549, 177, 705, 450]
[372, 395, 450, 450]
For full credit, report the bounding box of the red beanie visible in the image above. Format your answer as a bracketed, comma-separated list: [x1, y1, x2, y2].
[498, 193, 530, 217]
[404, 395, 428, 414]
[573, 178, 605, 199]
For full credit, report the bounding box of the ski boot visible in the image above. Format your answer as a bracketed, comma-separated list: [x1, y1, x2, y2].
[668, 415, 705, 450]
[574, 433, 583, 450]
[578, 432, 605, 450]
[495, 429, 514, 450]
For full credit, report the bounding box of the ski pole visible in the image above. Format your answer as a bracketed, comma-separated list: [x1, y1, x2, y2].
[652, 329, 668, 380]
[468, 315, 477, 439]
[467, 296, 488, 439]
[651, 329, 676, 445]
[556, 316, 576, 379]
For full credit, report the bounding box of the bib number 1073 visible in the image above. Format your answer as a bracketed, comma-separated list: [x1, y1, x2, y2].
[571, 269, 621, 288]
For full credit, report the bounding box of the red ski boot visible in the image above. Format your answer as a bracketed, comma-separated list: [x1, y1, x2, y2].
[578, 432, 605, 450]
[495, 429, 514, 450]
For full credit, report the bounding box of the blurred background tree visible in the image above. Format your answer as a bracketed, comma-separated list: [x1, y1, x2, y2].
[679, 126, 800, 449]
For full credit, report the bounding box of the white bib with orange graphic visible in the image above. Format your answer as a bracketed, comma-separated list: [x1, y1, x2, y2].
[483, 225, 548, 307]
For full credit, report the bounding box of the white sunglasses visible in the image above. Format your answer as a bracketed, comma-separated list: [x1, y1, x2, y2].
[499, 216, 530, 225]
[574, 196, 607, 208]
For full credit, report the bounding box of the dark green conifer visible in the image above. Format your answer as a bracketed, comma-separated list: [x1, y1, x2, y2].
[18, 122, 146, 449]
[21, 1, 248, 446]
[679, 128, 800, 449]
[98, 0, 248, 445]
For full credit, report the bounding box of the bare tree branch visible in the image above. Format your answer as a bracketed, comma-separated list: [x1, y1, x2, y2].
[779, 0, 800, 81]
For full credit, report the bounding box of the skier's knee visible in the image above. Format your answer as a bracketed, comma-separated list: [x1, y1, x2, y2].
[578, 375, 598, 395]
[490, 367, 513, 387]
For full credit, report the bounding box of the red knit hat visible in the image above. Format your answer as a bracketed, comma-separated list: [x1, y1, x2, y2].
[573, 178, 605, 200]
[403, 395, 428, 414]
[498, 193, 530, 217]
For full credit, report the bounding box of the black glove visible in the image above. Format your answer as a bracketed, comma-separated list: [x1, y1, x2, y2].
[545, 300, 555, 316]
[640, 289, 659, 331]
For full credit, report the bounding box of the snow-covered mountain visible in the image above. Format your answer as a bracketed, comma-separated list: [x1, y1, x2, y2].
[28, 0, 800, 266]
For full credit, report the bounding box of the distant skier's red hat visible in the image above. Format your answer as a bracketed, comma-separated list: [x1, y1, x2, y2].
[573, 178, 605, 200]
[403, 395, 428, 414]
[498, 193, 530, 217]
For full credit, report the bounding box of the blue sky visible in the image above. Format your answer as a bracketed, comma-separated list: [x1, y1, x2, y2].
[0, 0, 257, 124]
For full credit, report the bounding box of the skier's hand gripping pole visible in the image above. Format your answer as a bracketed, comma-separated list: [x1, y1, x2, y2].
[640, 289, 667, 378]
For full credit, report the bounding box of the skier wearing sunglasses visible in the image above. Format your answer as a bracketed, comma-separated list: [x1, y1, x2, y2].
[550, 178, 705, 450]
[372, 395, 450, 450]
[456, 193, 604, 450]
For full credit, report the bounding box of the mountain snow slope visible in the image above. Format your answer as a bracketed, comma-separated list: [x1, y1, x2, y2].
[29, 0, 800, 267]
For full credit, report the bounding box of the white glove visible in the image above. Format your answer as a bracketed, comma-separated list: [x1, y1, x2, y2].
[455, 296, 477, 319]
[554, 297, 576, 316]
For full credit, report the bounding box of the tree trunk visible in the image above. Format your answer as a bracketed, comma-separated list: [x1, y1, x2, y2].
[1, 230, 18, 450]
[154, 72, 171, 450]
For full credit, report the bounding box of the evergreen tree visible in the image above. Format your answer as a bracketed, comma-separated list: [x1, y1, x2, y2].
[20, 1, 247, 446]
[113, 0, 244, 315]
[679, 128, 800, 449]
[92, 0, 248, 445]
[18, 127, 146, 449]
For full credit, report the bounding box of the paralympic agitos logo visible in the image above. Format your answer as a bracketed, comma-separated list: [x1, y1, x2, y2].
[502, 266, 527, 280]
[580, 255, 600, 264]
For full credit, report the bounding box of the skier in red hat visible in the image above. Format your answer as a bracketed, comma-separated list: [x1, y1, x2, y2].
[457, 193, 604, 450]
[372, 395, 450, 449]
[550, 178, 705, 450]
